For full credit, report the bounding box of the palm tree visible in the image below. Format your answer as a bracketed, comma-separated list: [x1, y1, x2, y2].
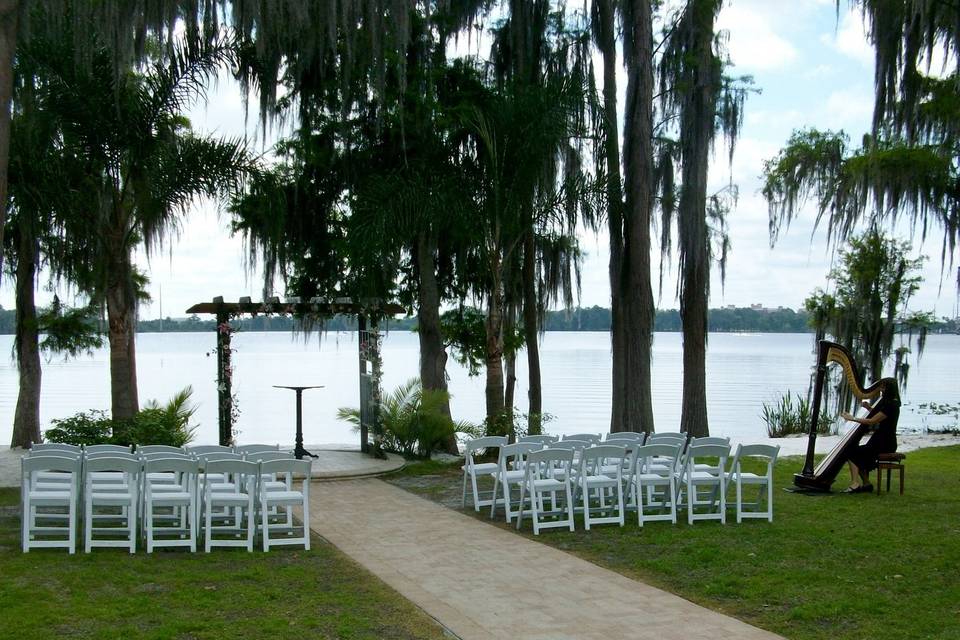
[26, 34, 254, 420]
[657, 0, 748, 437]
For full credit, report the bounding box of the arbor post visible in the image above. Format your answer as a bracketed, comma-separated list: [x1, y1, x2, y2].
[358, 314, 369, 453]
[216, 310, 233, 446]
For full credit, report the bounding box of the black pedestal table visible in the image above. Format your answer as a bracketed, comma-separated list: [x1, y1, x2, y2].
[273, 385, 324, 460]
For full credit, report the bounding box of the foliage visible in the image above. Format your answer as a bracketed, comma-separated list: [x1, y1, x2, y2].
[44, 387, 198, 447]
[388, 445, 960, 640]
[338, 378, 473, 458]
[37, 297, 103, 359]
[440, 307, 525, 377]
[802, 229, 930, 399]
[0, 487, 447, 640]
[761, 392, 836, 438]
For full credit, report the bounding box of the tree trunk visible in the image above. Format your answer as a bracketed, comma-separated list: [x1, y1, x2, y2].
[677, 0, 716, 438]
[504, 339, 517, 441]
[621, 0, 657, 434]
[105, 237, 139, 420]
[0, 1, 17, 279]
[415, 233, 458, 454]
[11, 228, 41, 448]
[484, 260, 506, 433]
[521, 230, 543, 434]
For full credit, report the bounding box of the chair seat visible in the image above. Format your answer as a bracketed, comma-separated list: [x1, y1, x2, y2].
[636, 473, 671, 483]
[147, 491, 192, 503]
[495, 469, 525, 482]
[28, 490, 72, 503]
[688, 471, 722, 483]
[531, 478, 565, 491]
[581, 474, 619, 487]
[90, 492, 135, 505]
[463, 462, 498, 474]
[732, 472, 768, 484]
[262, 490, 304, 504]
[262, 481, 287, 491]
[878, 453, 906, 462]
[208, 492, 252, 505]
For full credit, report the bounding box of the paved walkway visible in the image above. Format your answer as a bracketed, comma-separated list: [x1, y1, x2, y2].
[309, 479, 784, 640]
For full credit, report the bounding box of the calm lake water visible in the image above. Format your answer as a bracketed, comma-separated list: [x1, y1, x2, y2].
[1, 331, 957, 446]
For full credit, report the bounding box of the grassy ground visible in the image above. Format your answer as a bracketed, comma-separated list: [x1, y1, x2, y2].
[0, 488, 445, 640]
[386, 447, 960, 640]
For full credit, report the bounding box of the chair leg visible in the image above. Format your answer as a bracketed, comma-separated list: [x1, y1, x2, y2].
[461, 471, 468, 508]
[565, 483, 575, 532]
[886, 468, 892, 493]
[899, 466, 904, 495]
[470, 473, 481, 512]
[489, 473, 500, 518]
[84, 496, 92, 554]
[129, 498, 138, 554]
[262, 496, 270, 552]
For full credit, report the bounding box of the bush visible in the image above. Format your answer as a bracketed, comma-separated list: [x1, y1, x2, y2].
[338, 378, 473, 458]
[761, 392, 836, 438]
[44, 387, 198, 447]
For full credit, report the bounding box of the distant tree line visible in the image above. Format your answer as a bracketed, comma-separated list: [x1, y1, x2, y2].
[2, 305, 956, 336]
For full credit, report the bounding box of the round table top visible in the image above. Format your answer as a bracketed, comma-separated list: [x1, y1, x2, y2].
[272, 385, 325, 391]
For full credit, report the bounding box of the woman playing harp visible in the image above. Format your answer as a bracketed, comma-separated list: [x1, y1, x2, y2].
[839, 378, 901, 493]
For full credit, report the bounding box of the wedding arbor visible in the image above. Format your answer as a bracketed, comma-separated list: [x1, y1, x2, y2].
[185, 296, 405, 452]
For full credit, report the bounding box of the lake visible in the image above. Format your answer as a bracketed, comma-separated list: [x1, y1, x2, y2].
[1, 331, 957, 446]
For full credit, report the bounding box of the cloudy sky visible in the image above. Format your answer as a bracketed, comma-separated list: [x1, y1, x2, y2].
[4, 0, 957, 321]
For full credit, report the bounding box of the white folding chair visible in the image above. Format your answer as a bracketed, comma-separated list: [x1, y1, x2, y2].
[490, 442, 542, 522]
[203, 459, 258, 552]
[577, 445, 627, 529]
[259, 459, 312, 551]
[143, 457, 199, 552]
[633, 443, 681, 526]
[21, 455, 80, 553]
[246, 450, 297, 522]
[515, 448, 575, 535]
[728, 444, 780, 523]
[461, 436, 508, 511]
[83, 457, 141, 553]
[684, 443, 730, 525]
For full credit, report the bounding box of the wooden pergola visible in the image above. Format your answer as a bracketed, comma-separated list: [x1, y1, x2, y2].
[185, 296, 406, 453]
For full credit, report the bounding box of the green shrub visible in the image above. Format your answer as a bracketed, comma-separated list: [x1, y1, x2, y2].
[338, 378, 473, 458]
[44, 387, 198, 447]
[761, 392, 836, 438]
[44, 411, 113, 446]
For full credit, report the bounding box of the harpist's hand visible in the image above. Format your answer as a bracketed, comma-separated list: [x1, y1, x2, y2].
[840, 412, 854, 422]
[861, 400, 872, 411]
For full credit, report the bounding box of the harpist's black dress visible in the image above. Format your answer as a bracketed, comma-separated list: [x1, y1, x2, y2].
[848, 397, 900, 473]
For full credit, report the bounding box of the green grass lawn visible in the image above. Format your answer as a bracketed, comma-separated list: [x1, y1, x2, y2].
[0, 488, 445, 640]
[386, 446, 960, 640]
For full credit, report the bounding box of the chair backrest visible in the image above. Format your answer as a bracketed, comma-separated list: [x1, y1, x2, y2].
[634, 443, 682, 473]
[647, 432, 687, 444]
[22, 454, 81, 476]
[690, 436, 730, 447]
[685, 443, 730, 474]
[518, 435, 559, 445]
[733, 444, 779, 476]
[260, 458, 312, 478]
[580, 444, 627, 477]
[30, 443, 81, 453]
[83, 456, 142, 475]
[234, 444, 280, 454]
[527, 447, 575, 479]
[464, 436, 508, 454]
[85, 451, 140, 461]
[605, 432, 645, 442]
[142, 451, 192, 461]
[186, 445, 233, 455]
[245, 450, 295, 462]
[145, 457, 200, 475]
[204, 459, 260, 491]
[563, 433, 602, 443]
[85, 444, 132, 454]
[497, 442, 542, 467]
[196, 452, 245, 465]
[28, 448, 81, 459]
[137, 444, 184, 455]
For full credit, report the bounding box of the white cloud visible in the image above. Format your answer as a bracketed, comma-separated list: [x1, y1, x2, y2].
[718, 5, 798, 71]
[823, 10, 873, 67]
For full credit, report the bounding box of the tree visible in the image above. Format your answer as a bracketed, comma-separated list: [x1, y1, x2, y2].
[763, 2, 960, 282]
[26, 34, 253, 420]
[656, 0, 747, 437]
[804, 229, 927, 394]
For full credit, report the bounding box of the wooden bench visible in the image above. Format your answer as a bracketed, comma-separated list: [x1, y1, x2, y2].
[875, 452, 906, 495]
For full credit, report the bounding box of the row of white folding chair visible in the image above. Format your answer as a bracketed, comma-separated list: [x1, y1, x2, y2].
[21, 453, 309, 553]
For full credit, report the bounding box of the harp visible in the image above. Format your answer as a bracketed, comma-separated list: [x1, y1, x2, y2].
[793, 340, 885, 492]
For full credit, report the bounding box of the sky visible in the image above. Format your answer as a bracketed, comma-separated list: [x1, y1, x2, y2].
[3, 0, 958, 321]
